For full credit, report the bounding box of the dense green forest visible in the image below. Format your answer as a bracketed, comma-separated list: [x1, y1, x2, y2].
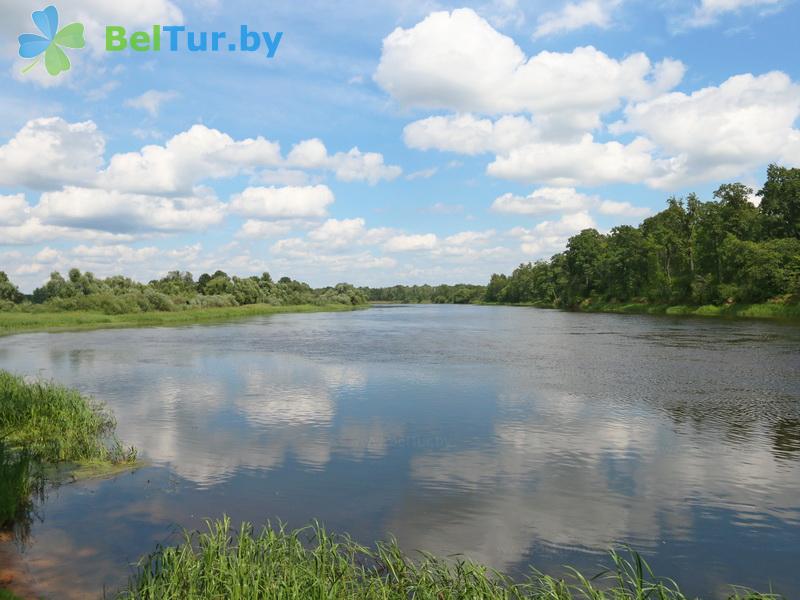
[0, 269, 367, 314]
[364, 166, 799, 312]
[486, 165, 799, 308]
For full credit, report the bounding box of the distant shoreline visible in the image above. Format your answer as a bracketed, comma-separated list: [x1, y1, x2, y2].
[372, 299, 800, 321]
[482, 299, 800, 321]
[0, 304, 362, 338]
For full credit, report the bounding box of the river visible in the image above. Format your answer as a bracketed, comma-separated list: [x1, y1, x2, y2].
[1, 305, 799, 598]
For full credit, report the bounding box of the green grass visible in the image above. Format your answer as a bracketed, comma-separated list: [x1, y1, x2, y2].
[0, 370, 136, 466]
[482, 298, 800, 321]
[0, 371, 137, 541]
[118, 517, 781, 600]
[0, 590, 24, 600]
[0, 303, 362, 337]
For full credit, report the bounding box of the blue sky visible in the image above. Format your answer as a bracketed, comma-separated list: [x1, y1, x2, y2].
[0, 0, 798, 291]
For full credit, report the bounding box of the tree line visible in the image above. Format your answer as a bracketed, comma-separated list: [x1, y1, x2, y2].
[0, 269, 367, 313]
[361, 284, 485, 304]
[486, 165, 799, 307]
[2, 165, 797, 313]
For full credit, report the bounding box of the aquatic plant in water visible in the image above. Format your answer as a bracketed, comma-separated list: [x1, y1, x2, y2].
[0, 370, 136, 465]
[119, 517, 783, 599]
[0, 371, 136, 539]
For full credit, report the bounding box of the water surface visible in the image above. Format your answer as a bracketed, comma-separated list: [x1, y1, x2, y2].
[1, 305, 799, 598]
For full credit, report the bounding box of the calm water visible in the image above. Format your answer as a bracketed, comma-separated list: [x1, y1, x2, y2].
[1, 305, 799, 598]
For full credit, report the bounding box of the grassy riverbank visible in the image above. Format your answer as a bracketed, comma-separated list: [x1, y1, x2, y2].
[0, 303, 361, 337]
[0, 373, 138, 598]
[573, 299, 800, 320]
[119, 517, 779, 599]
[0, 371, 137, 529]
[483, 299, 800, 321]
[0, 371, 136, 465]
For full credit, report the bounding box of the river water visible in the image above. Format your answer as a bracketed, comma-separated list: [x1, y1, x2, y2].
[1, 305, 799, 598]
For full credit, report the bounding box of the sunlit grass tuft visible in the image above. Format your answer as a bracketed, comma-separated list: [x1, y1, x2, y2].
[0, 370, 136, 465]
[119, 517, 783, 600]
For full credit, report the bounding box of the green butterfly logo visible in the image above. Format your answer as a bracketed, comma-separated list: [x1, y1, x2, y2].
[18, 5, 85, 77]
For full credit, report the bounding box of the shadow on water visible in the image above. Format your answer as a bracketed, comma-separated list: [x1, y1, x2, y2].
[773, 418, 800, 459]
[0, 442, 46, 544]
[0, 442, 47, 597]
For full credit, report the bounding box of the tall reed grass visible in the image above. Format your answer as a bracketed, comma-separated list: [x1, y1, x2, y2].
[0, 370, 136, 465]
[119, 517, 782, 600]
[0, 444, 34, 529]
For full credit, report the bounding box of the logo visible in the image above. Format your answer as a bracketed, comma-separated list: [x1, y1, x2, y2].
[15, 5, 281, 76]
[105, 26, 282, 58]
[18, 5, 85, 77]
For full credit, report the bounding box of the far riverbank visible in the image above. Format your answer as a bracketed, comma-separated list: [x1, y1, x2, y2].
[0, 304, 363, 337]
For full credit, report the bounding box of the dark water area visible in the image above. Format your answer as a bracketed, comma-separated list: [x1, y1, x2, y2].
[1, 305, 799, 598]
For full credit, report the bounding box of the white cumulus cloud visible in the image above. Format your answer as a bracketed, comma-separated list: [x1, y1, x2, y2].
[492, 187, 650, 218]
[0, 194, 31, 226]
[492, 187, 594, 215]
[614, 71, 800, 188]
[404, 114, 541, 155]
[229, 186, 334, 219]
[308, 218, 367, 247]
[487, 135, 661, 187]
[287, 138, 401, 184]
[0, 118, 105, 190]
[384, 233, 438, 252]
[375, 8, 684, 132]
[100, 125, 283, 195]
[33, 186, 225, 233]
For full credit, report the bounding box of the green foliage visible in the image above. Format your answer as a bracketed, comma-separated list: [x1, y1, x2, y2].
[490, 261, 562, 305]
[488, 166, 800, 312]
[0, 268, 368, 316]
[364, 284, 484, 304]
[317, 283, 370, 306]
[758, 165, 800, 239]
[148, 271, 196, 296]
[186, 294, 239, 309]
[119, 517, 782, 600]
[0, 272, 23, 304]
[565, 228, 608, 302]
[719, 236, 800, 302]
